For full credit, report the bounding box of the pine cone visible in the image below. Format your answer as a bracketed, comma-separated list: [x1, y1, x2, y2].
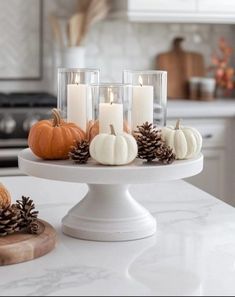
[135, 122, 163, 162]
[15, 196, 39, 229]
[27, 220, 42, 235]
[0, 205, 22, 237]
[155, 144, 176, 165]
[69, 140, 90, 164]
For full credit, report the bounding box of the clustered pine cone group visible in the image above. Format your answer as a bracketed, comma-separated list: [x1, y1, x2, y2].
[69, 140, 90, 164]
[0, 196, 40, 237]
[135, 122, 176, 164]
[68, 122, 176, 165]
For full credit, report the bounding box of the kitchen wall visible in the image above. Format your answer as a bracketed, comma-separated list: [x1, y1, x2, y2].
[86, 21, 235, 82]
[0, 0, 234, 93]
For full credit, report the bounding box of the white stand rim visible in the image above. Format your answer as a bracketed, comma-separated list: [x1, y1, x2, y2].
[18, 149, 203, 184]
[18, 149, 203, 242]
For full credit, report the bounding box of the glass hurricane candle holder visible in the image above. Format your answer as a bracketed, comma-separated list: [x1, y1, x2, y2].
[91, 84, 132, 135]
[123, 70, 167, 130]
[57, 68, 100, 132]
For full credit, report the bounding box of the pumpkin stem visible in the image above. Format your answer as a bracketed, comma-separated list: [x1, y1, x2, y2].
[110, 125, 116, 136]
[52, 109, 62, 127]
[175, 119, 181, 130]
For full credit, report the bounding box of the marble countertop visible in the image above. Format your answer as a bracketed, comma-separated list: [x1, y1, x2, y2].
[166, 99, 235, 119]
[1, 176, 235, 296]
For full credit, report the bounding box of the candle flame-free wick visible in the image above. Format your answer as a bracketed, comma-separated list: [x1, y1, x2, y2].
[139, 76, 143, 87]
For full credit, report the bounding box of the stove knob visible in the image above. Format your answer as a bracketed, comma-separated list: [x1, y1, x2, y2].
[0, 115, 16, 134]
[23, 115, 40, 133]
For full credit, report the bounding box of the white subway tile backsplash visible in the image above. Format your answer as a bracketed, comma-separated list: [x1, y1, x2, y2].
[85, 20, 234, 83]
[0, 0, 234, 93]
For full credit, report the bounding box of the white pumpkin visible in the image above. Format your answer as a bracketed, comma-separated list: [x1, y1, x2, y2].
[90, 125, 138, 166]
[161, 120, 202, 160]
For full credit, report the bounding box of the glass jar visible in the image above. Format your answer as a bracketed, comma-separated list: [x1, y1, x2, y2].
[57, 68, 100, 132]
[91, 84, 132, 134]
[123, 70, 167, 130]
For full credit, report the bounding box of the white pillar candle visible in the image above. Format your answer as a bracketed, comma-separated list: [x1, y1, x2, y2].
[99, 93, 123, 134]
[132, 77, 154, 130]
[67, 76, 92, 132]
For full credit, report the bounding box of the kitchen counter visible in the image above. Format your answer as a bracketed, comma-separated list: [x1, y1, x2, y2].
[1, 177, 235, 296]
[167, 99, 235, 118]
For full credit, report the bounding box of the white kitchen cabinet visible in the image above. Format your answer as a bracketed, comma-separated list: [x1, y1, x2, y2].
[168, 118, 231, 204]
[186, 149, 226, 200]
[198, 0, 235, 13]
[127, 0, 235, 23]
[128, 0, 196, 13]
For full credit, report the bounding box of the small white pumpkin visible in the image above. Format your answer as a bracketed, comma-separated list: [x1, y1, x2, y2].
[161, 120, 202, 160]
[90, 125, 138, 166]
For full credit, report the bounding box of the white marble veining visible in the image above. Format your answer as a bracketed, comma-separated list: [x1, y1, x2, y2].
[167, 99, 235, 119]
[0, 177, 235, 296]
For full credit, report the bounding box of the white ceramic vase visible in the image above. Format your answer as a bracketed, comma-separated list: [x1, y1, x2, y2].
[52, 46, 86, 95]
[61, 46, 86, 68]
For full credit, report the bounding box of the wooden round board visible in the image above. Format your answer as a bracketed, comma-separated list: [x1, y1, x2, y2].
[0, 220, 57, 266]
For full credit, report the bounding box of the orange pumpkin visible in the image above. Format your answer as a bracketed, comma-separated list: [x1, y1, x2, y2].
[87, 120, 99, 141]
[0, 183, 11, 209]
[87, 120, 131, 141]
[28, 109, 86, 160]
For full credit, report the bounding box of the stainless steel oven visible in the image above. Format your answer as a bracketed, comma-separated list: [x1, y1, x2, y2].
[0, 93, 56, 176]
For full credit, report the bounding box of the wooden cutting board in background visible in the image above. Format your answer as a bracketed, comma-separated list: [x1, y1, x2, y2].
[156, 38, 205, 99]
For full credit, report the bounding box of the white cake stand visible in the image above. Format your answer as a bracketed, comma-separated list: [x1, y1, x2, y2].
[18, 149, 203, 242]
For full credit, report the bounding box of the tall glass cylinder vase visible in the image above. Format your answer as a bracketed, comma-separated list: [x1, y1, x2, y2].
[123, 70, 167, 131]
[91, 84, 132, 135]
[57, 68, 100, 132]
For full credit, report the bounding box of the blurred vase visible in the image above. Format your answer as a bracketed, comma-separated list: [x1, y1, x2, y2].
[61, 46, 85, 68]
[52, 46, 86, 95]
[216, 87, 234, 98]
[200, 78, 216, 101]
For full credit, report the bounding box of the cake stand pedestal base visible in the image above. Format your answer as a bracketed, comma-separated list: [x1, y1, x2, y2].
[18, 149, 203, 242]
[62, 184, 157, 242]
